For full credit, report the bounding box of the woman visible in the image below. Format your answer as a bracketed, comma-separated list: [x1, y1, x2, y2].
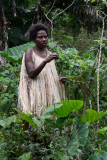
[18, 23, 66, 116]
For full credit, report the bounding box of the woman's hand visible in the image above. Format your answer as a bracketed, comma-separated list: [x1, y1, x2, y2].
[59, 77, 67, 84]
[44, 54, 59, 63]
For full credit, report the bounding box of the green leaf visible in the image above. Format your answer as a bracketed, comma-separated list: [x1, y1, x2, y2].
[48, 40, 58, 49]
[18, 152, 32, 160]
[78, 122, 89, 147]
[96, 127, 107, 133]
[0, 42, 35, 63]
[54, 100, 83, 118]
[85, 60, 94, 66]
[45, 117, 66, 132]
[80, 109, 106, 124]
[32, 117, 43, 128]
[68, 120, 89, 156]
[0, 115, 17, 128]
[41, 104, 62, 121]
[42, 104, 66, 132]
[43, 104, 61, 117]
[58, 152, 69, 160]
[88, 151, 107, 160]
[68, 138, 79, 156]
[20, 112, 38, 128]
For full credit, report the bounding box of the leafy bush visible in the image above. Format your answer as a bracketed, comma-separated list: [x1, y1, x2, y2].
[0, 100, 106, 159]
[0, 63, 20, 113]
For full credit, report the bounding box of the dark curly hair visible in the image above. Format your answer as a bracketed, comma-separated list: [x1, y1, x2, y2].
[29, 23, 48, 40]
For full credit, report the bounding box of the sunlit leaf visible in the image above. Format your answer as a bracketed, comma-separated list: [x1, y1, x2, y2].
[80, 109, 106, 124]
[54, 100, 83, 118]
[96, 127, 107, 133]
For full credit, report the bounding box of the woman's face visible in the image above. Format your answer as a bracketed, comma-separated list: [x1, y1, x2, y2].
[34, 30, 48, 49]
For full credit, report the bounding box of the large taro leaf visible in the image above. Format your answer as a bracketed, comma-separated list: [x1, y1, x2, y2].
[68, 120, 89, 156]
[88, 151, 107, 160]
[68, 137, 79, 156]
[0, 42, 35, 63]
[42, 104, 62, 119]
[41, 103, 62, 119]
[42, 104, 65, 132]
[80, 109, 106, 124]
[77, 122, 89, 147]
[54, 100, 83, 118]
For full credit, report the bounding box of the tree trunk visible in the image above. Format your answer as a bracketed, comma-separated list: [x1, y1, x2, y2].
[0, 0, 4, 51]
[0, 0, 7, 65]
[25, 4, 51, 39]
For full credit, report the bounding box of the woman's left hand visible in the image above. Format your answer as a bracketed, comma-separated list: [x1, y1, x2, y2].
[59, 77, 67, 84]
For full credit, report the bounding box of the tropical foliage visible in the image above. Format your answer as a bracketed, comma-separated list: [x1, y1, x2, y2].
[0, 100, 106, 159]
[0, 0, 107, 159]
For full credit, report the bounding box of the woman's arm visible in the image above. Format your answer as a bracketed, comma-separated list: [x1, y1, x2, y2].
[25, 49, 59, 79]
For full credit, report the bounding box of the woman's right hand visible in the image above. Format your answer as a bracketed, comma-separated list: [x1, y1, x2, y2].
[44, 54, 59, 63]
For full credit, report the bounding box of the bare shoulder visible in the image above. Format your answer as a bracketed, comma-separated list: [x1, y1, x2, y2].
[25, 49, 33, 61]
[25, 48, 33, 56]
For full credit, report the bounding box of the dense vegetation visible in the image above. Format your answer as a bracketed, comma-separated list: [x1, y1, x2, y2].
[0, 0, 107, 159]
